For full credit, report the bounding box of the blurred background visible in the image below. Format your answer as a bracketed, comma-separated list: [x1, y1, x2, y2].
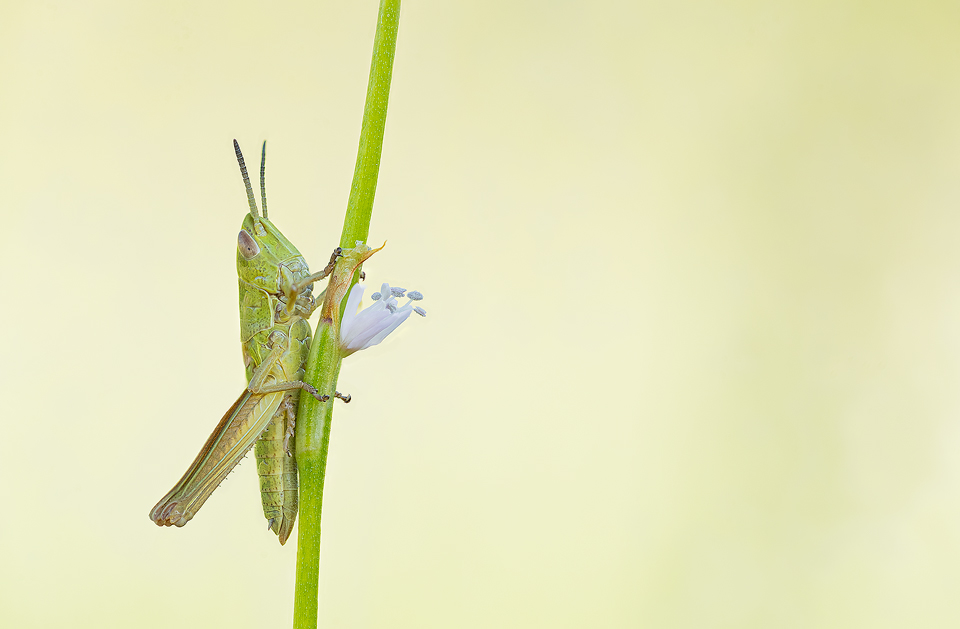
[4, 1, 960, 627]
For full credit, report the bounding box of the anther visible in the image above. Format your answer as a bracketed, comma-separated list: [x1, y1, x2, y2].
[414, 306, 426, 317]
[407, 290, 423, 300]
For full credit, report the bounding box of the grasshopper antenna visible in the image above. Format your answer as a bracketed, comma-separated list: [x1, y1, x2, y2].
[260, 140, 268, 219]
[233, 139, 260, 218]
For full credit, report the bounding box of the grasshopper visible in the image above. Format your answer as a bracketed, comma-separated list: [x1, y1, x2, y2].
[150, 140, 345, 544]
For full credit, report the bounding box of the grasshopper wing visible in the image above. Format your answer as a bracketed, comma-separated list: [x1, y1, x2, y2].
[150, 390, 285, 528]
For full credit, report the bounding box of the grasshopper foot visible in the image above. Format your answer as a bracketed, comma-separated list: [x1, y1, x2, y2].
[335, 391, 351, 403]
[304, 384, 330, 403]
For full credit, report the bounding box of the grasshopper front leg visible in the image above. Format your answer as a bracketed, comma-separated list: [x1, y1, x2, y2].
[283, 247, 342, 315]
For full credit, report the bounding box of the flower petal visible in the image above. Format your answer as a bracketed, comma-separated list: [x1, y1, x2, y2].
[341, 283, 366, 327]
[338, 282, 421, 356]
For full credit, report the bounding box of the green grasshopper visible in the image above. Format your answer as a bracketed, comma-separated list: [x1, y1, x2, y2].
[150, 140, 345, 544]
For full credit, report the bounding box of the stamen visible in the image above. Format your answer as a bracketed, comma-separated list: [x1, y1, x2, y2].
[390, 287, 406, 297]
[386, 302, 397, 313]
[407, 290, 423, 300]
[414, 306, 426, 317]
[371, 292, 382, 301]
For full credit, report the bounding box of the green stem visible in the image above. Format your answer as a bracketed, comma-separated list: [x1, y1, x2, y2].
[339, 0, 402, 251]
[293, 2, 401, 628]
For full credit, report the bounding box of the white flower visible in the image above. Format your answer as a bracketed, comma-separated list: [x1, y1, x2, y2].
[339, 282, 426, 356]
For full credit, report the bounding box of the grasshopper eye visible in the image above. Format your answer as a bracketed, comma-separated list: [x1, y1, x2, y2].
[238, 230, 260, 259]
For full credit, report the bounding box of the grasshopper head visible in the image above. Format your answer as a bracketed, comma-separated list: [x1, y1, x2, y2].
[233, 140, 311, 294]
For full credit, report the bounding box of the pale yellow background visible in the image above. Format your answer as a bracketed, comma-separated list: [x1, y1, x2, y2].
[3, 1, 960, 627]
